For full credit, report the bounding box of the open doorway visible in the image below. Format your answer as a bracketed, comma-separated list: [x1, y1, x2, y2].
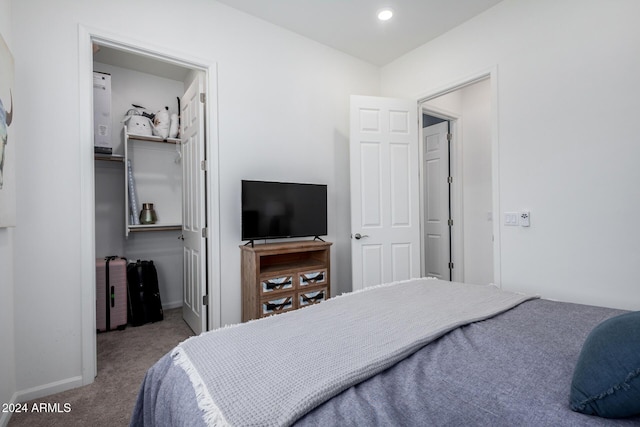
[419, 76, 494, 285]
[92, 43, 190, 315]
[78, 26, 221, 386]
[91, 43, 206, 371]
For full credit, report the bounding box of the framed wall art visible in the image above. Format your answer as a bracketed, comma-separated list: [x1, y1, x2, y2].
[0, 33, 15, 227]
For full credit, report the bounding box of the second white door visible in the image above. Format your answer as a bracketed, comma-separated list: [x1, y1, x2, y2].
[423, 121, 451, 280]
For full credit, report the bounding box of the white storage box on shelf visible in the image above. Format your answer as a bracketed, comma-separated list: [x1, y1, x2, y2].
[93, 71, 112, 154]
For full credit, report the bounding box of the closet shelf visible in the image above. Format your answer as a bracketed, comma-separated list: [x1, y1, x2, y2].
[129, 224, 181, 232]
[125, 125, 183, 238]
[128, 133, 180, 145]
[95, 154, 124, 162]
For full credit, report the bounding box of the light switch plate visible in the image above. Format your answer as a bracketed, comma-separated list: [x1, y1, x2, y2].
[504, 212, 518, 226]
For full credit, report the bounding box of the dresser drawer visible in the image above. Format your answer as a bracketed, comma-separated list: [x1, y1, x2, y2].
[260, 275, 294, 295]
[298, 269, 327, 287]
[298, 287, 328, 308]
[261, 295, 294, 316]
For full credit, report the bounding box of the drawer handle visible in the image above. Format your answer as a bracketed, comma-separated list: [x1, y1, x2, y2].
[301, 292, 324, 304]
[301, 272, 324, 284]
[264, 279, 292, 291]
[264, 298, 292, 312]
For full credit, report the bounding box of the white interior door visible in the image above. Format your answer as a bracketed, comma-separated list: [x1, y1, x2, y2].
[181, 74, 207, 334]
[349, 95, 420, 291]
[423, 121, 451, 280]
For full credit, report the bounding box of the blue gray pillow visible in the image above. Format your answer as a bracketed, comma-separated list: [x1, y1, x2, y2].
[569, 310, 640, 418]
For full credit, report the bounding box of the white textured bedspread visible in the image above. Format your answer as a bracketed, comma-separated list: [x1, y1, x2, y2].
[171, 278, 536, 427]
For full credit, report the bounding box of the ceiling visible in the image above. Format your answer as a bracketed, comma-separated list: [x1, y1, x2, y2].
[215, 0, 504, 66]
[93, 0, 504, 77]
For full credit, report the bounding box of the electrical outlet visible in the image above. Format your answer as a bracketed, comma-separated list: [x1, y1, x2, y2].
[520, 211, 530, 227]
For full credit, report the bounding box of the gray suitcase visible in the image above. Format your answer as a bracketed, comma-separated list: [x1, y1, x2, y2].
[96, 256, 128, 332]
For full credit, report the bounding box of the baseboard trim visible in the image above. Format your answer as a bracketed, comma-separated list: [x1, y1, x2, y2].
[1, 376, 84, 427]
[13, 375, 84, 405]
[162, 300, 182, 310]
[0, 392, 17, 427]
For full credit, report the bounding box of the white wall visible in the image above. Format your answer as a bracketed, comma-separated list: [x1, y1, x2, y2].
[11, 0, 378, 400]
[0, 0, 16, 424]
[382, 0, 640, 310]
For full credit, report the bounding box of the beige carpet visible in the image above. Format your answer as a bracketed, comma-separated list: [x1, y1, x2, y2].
[8, 308, 194, 427]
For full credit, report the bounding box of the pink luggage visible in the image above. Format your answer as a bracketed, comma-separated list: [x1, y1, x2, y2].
[96, 256, 128, 332]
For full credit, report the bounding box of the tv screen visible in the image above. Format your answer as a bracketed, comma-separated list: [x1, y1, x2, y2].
[242, 180, 327, 241]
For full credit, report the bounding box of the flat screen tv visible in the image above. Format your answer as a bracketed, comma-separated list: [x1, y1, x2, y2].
[241, 180, 327, 242]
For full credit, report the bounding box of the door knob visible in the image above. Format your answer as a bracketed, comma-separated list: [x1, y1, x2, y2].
[354, 233, 369, 240]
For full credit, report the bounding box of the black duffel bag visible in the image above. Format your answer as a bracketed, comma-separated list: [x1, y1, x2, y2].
[126, 260, 164, 326]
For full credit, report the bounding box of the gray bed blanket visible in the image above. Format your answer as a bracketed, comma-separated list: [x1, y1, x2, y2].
[169, 278, 536, 426]
[130, 298, 640, 426]
[296, 298, 640, 427]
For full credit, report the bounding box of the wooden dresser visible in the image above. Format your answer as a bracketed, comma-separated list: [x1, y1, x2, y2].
[240, 240, 332, 322]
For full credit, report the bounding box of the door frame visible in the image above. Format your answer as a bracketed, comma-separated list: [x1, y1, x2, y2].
[418, 109, 463, 282]
[416, 67, 501, 286]
[77, 25, 222, 385]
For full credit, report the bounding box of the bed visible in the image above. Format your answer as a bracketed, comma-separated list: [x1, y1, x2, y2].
[130, 278, 640, 426]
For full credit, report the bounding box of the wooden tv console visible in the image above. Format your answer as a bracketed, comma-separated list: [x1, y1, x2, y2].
[240, 240, 332, 322]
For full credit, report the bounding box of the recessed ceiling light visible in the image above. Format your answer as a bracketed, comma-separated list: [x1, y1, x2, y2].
[377, 8, 393, 21]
